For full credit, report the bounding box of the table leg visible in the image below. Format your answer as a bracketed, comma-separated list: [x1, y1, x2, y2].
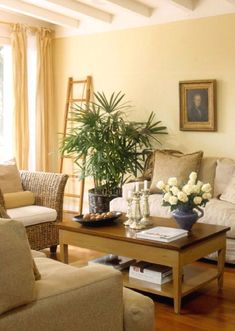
[173, 263, 183, 314]
[60, 243, 69, 264]
[217, 240, 226, 290]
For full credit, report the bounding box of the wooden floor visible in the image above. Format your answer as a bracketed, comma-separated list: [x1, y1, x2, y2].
[43, 246, 235, 331]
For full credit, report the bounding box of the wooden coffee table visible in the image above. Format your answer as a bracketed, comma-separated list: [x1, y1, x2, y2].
[58, 215, 230, 314]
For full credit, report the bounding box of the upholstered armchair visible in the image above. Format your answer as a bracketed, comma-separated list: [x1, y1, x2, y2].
[0, 219, 155, 331]
[0, 171, 68, 252]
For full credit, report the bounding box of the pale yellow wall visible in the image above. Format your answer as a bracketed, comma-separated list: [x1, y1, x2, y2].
[54, 13, 235, 165]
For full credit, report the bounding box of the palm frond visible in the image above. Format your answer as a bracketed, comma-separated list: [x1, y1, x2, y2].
[61, 91, 168, 193]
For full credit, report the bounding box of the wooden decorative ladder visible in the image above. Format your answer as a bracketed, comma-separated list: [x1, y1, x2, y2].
[60, 76, 92, 215]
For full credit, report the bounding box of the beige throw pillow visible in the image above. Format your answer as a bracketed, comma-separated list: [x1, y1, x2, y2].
[0, 205, 10, 218]
[220, 171, 235, 204]
[198, 157, 217, 195]
[142, 150, 182, 180]
[33, 260, 41, 281]
[0, 219, 36, 315]
[0, 216, 41, 281]
[0, 189, 5, 208]
[4, 191, 35, 209]
[150, 150, 203, 194]
[214, 158, 235, 197]
[0, 159, 23, 194]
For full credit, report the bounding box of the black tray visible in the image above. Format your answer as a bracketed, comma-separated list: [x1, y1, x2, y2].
[73, 212, 122, 227]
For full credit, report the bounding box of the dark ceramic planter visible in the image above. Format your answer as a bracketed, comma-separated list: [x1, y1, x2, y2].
[172, 207, 204, 231]
[88, 188, 121, 214]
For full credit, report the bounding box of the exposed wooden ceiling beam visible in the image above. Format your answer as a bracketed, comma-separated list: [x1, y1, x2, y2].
[168, 0, 196, 11]
[39, 0, 113, 23]
[226, 0, 235, 5]
[0, 0, 80, 28]
[106, 0, 153, 17]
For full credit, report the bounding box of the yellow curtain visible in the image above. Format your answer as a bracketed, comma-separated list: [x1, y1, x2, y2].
[11, 24, 29, 170]
[35, 28, 53, 172]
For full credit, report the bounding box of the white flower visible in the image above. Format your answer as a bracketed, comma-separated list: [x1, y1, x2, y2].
[188, 179, 195, 185]
[171, 186, 179, 196]
[202, 192, 212, 200]
[177, 191, 188, 203]
[164, 185, 170, 192]
[201, 183, 212, 193]
[193, 196, 202, 205]
[196, 180, 203, 189]
[189, 172, 197, 184]
[163, 192, 172, 202]
[156, 180, 165, 190]
[182, 184, 193, 195]
[169, 196, 178, 205]
[168, 177, 177, 187]
[192, 185, 200, 194]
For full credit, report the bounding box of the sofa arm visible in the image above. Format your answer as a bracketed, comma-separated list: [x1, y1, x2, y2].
[122, 180, 151, 199]
[20, 171, 68, 223]
[123, 288, 155, 331]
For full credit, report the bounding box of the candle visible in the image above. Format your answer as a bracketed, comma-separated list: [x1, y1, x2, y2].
[144, 180, 148, 190]
[128, 190, 133, 199]
[135, 182, 140, 192]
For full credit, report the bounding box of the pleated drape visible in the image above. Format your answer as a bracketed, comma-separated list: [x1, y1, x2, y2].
[35, 28, 53, 172]
[11, 24, 29, 169]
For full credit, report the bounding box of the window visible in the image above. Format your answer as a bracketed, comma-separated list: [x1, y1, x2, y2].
[0, 38, 37, 168]
[0, 44, 13, 161]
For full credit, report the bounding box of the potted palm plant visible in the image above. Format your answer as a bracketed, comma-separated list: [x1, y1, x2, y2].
[61, 91, 167, 213]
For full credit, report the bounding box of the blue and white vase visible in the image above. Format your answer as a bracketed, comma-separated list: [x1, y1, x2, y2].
[172, 207, 204, 231]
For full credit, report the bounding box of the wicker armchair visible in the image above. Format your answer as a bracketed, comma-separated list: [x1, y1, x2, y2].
[20, 171, 68, 251]
[0, 171, 68, 252]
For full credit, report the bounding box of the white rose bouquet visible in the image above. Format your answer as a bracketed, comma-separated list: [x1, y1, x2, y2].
[156, 172, 212, 212]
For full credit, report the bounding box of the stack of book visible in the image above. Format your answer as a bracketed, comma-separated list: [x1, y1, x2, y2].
[136, 226, 188, 242]
[129, 261, 172, 285]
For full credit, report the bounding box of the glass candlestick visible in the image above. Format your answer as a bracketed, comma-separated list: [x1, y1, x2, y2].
[140, 189, 152, 227]
[124, 197, 133, 226]
[130, 192, 145, 230]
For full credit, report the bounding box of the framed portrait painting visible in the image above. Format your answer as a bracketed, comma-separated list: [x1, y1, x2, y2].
[179, 80, 216, 131]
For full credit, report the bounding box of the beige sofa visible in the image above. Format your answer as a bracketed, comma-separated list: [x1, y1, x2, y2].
[0, 249, 155, 331]
[110, 157, 235, 264]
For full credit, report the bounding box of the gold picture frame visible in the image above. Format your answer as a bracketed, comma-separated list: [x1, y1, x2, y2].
[179, 80, 216, 131]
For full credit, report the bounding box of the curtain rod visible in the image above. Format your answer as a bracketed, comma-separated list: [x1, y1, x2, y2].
[0, 20, 53, 33]
[0, 20, 26, 26]
[0, 21, 9, 25]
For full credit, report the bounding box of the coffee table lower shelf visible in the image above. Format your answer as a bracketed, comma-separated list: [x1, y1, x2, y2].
[122, 265, 218, 299]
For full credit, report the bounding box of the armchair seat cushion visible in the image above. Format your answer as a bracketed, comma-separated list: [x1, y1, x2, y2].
[7, 205, 57, 226]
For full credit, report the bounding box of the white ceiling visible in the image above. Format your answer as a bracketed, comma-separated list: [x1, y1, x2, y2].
[0, 0, 235, 38]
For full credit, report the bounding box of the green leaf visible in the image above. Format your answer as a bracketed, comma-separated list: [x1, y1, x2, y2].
[60, 91, 168, 194]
